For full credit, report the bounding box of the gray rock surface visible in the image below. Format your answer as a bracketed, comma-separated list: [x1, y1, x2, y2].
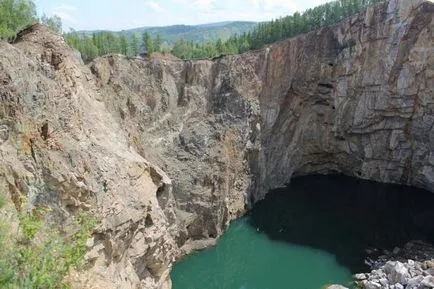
[384, 261, 411, 285]
[326, 285, 349, 289]
[0, 0, 433, 288]
[355, 273, 368, 281]
[422, 276, 434, 287]
[358, 258, 434, 289]
[363, 280, 383, 289]
[356, 241, 434, 288]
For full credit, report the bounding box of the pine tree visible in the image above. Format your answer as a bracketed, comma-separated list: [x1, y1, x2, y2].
[153, 34, 162, 52]
[79, 36, 98, 63]
[130, 33, 140, 56]
[216, 39, 224, 54]
[119, 34, 129, 55]
[142, 32, 154, 54]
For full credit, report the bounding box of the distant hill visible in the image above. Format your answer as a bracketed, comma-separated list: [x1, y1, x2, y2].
[82, 21, 257, 45]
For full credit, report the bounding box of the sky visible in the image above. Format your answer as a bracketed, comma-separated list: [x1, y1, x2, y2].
[35, 0, 331, 31]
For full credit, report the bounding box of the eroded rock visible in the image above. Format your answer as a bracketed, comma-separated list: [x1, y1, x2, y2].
[0, 125, 8, 144]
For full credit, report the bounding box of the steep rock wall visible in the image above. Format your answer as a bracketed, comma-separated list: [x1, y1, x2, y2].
[91, 0, 433, 208]
[252, 0, 434, 200]
[0, 0, 432, 288]
[90, 53, 261, 253]
[0, 25, 178, 289]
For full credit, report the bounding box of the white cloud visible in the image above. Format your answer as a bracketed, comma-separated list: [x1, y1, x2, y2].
[171, 0, 331, 26]
[193, 0, 216, 11]
[248, 0, 297, 13]
[172, 0, 216, 12]
[146, 1, 166, 13]
[265, 0, 297, 11]
[53, 3, 77, 12]
[52, 4, 77, 23]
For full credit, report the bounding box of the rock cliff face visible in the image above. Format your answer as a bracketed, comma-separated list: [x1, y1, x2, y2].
[253, 0, 434, 200]
[0, 0, 432, 288]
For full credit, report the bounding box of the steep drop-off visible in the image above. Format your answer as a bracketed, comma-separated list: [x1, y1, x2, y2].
[0, 0, 433, 288]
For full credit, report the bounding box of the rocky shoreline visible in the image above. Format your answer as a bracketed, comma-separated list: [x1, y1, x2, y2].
[356, 259, 434, 289]
[328, 241, 434, 289]
[357, 241, 434, 289]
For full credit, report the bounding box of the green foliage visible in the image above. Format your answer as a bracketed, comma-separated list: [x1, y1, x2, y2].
[0, 0, 63, 40]
[65, 30, 169, 62]
[130, 33, 140, 56]
[153, 34, 162, 53]
[119, 34, 129, 55]
[64, 0, 383, 62]
[142, 31, 154, 54]
[19, 212, 43, 241]
[0, 194, 5, 209]
[0, 0, 37, 40]
[63, 22, 256, 62]
[40, 13, 62, 34]
[0, 203, 97, 289]
[171, 39, 193, 59]
[168, 0, 384, 59]
[62, 213, 96, 268]
[1, 0, 384, 63]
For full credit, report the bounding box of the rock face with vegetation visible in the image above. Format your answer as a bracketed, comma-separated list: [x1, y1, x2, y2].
[0, 25, 177, 289]
[0, 0, 433, 288]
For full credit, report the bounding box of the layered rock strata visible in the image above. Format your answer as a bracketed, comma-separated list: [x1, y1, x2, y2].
[0, 0, 432, 288]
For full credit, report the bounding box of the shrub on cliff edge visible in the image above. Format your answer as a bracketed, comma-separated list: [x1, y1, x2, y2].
[0, 196, 96, 289]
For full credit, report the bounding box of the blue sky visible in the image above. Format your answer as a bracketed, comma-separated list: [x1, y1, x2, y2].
[35, 0, 330, 31]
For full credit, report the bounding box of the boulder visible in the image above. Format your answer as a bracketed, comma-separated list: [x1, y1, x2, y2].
[354, 273, 368, 280]
[362, 280, 382, 289]
[422, 260, 434, 270]
[406, 276, 424, 288]
[421, 276, 434, 288]
[384, 261, 411, 285]
[325, 285, 349, 289]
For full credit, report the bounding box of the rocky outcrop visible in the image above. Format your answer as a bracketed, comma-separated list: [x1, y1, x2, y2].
[356, 259, 434, 289]
[0, 0, 433, 288]
[354, 241, 434, 288]
[0, 24, 178, 289]
[90, 0, 434, 204]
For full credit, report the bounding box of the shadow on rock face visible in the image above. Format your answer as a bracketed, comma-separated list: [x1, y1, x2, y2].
[248, 175, 434, 273]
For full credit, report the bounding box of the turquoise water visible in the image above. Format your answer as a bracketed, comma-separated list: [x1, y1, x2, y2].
[171, 217, 352, 289]
[171, 175, 434, 289]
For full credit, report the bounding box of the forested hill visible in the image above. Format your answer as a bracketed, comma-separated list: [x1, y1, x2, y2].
[1, 0, 385, 63]
[99, 21, 258, 45]
[65, 0, 384, 62]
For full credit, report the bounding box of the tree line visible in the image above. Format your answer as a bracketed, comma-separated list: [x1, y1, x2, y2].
[0, 0, 61, 40]
[65, 0, 383, 61]
[169, 0, 384, 59]
[64, 32, 163, 63]
[1, 0, 384, 62]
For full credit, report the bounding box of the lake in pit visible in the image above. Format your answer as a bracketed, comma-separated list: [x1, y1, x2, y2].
[171, 175, 434, 289]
